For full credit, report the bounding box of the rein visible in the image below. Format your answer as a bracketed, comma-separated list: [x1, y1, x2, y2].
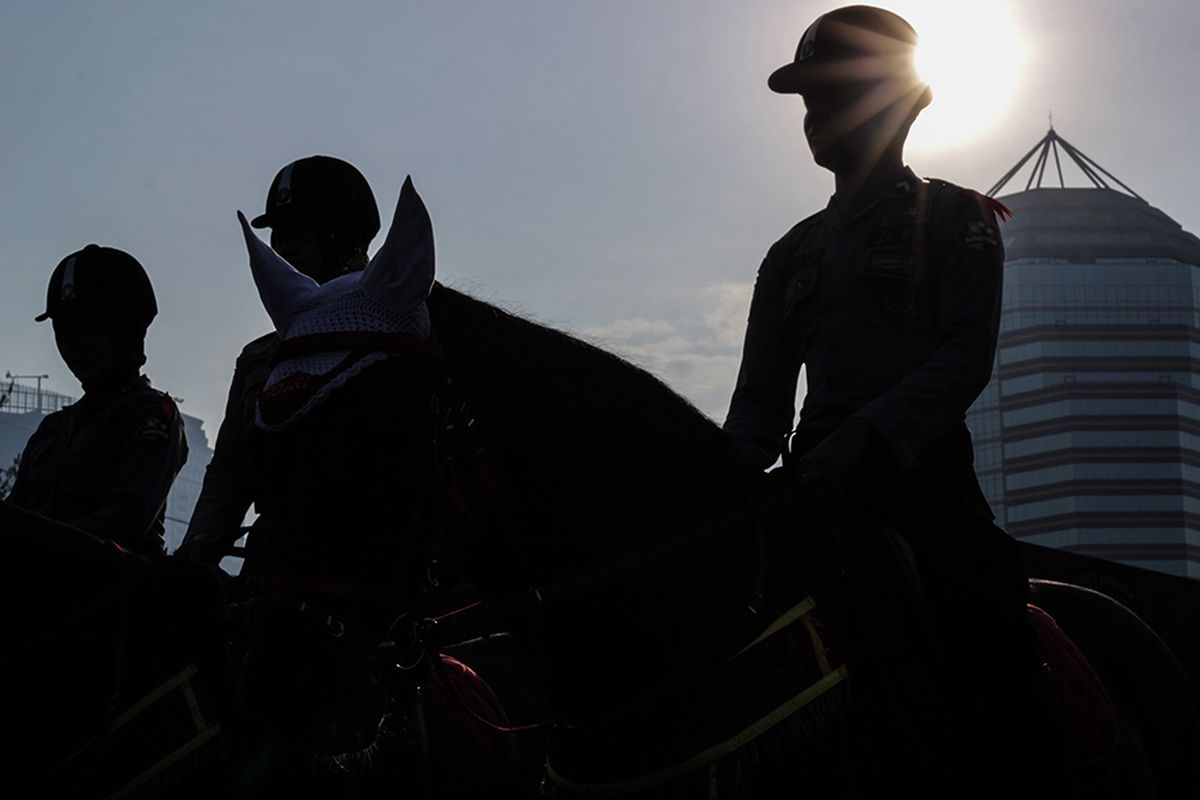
[108, 541, 132, 729]
[50, 540, 136, 771]
[413, 485, 828, 737]
[426, 485, 814, 646]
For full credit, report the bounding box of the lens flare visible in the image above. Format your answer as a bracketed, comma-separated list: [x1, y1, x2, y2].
[902, 1, 1027, 150]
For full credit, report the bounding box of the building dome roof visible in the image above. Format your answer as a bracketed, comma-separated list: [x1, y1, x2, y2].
[997, 187, 1200, 266]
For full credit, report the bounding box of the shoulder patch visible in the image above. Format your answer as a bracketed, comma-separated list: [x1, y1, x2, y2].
[141, 414, 172, 441]
[139, 392, 179, 441]
[929, 178, 1009, 251]
[965, 218, 1000, 252]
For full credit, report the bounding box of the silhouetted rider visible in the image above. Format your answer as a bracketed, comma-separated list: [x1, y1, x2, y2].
[7, 245, 188, 557]
[176, 156, 380, 567]
[724, 6, 1065, 792]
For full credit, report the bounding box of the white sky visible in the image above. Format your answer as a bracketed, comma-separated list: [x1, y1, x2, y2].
[2, 0, 1198, 442]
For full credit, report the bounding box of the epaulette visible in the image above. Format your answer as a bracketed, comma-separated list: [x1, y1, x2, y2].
[927, 178, 1013, 223]
[965, 188, 1013, 223]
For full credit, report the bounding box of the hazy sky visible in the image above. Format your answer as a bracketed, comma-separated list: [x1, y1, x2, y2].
[3, 0, 1198, 441]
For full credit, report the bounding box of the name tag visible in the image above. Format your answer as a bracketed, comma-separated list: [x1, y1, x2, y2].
[864, 249, 915, 279]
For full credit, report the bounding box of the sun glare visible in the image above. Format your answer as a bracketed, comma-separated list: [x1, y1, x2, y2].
[902, 1, 1026, 150]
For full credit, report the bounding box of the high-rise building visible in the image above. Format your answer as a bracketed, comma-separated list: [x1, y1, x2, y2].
[0, 374, 213, 552]
[968, 129, 1200, 578]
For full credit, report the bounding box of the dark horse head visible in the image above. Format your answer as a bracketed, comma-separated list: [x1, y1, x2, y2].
[234, 178, 442, 759]
[235, 178, 838, 790]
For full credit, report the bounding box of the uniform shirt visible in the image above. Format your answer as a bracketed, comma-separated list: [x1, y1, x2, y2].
[178, 332, 275, 562]
[7, 375, 188, 556]
[724, 168, 1004, 481]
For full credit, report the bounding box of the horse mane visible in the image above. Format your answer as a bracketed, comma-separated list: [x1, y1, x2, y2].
[427, 283, 748, 541]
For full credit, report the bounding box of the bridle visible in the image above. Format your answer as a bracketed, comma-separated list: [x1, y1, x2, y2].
[232, 327, 507, 667]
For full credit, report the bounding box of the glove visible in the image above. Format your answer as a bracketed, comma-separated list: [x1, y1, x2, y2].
[795, 417, 881, 491]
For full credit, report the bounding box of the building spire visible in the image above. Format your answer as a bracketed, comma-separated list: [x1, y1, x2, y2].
[987, 125, 1141, 200]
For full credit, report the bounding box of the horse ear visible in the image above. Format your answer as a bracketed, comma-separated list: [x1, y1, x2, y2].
[237, 210, 320, 331]
[360, 176, 435, 310]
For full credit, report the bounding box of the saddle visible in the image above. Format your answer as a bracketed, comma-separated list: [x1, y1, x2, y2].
[841, 515, 1119, 793]
[1026, 605, 1119, 775]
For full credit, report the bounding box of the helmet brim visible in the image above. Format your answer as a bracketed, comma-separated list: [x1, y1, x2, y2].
[768, 62, 814, 94]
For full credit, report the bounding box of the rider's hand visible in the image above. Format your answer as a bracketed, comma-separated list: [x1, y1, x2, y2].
[173, 531, 232, 565]
[795, 418, 880, 491]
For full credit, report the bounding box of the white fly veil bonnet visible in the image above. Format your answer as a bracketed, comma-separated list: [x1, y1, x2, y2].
[238, 175, 435, 430]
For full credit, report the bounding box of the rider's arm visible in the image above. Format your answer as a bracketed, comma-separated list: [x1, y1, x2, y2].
[176, 338, 271, 562]
[724, 246, 805, 472]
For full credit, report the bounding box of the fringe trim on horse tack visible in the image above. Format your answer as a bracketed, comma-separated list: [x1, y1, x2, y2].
[99, 665, 226, 799]
[728, 679, 850, 795]
[545, 666, 849, 796]
[104, 730, 227, 800]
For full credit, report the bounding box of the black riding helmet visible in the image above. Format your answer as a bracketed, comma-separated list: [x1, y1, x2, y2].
[768, 5, 924, 96]
[251, 155, 381, 248]
[36, 244, 158, 334]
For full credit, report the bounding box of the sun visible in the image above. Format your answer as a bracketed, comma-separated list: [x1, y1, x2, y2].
[897, 1, 1027, 150]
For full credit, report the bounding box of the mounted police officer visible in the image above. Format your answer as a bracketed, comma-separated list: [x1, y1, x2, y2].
[7, 245, 187, 557]
[724, 6, 1067, 793]
[176, 156, 380, 567]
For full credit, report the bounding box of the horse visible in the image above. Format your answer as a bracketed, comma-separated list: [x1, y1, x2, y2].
[0, 502, 243, 798]
[230, 177, 1199, 798]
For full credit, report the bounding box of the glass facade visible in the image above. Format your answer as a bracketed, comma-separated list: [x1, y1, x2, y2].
[967, 187, 1200, 578]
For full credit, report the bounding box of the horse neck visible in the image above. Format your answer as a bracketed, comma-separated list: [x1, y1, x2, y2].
[428, 284, 747, 539]
[426, 287, 782, 722]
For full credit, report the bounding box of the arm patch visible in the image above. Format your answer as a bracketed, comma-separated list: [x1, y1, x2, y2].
[140, 393, 180, 441]
[141, 414, 172, 441]
[965, 218, 1000, 251]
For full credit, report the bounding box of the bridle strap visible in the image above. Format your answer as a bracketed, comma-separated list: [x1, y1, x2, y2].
[254, 575, 405, 611]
